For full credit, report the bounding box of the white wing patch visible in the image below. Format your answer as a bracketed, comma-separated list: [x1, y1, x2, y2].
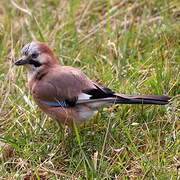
[77, 97, 118, 108]
[78, 93, 92, 100]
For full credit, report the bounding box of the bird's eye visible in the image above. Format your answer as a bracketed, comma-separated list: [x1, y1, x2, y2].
[31, 53, 39, 59]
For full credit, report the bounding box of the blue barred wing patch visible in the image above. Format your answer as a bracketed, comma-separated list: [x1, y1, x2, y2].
[40, 100, 69, 107]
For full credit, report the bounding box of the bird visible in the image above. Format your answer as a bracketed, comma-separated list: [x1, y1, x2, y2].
[15, 41, 171, 127]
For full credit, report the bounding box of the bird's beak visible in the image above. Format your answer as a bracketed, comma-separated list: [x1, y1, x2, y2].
[14, 58, 29, 66]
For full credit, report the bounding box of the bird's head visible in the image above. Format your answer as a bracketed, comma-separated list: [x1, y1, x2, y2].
[15, 41, 58, 69]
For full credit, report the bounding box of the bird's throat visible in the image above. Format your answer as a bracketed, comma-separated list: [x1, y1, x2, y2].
[27, 65, 38, 82]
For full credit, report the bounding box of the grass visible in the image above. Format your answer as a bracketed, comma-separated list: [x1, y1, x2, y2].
[0, 0, 179, 179]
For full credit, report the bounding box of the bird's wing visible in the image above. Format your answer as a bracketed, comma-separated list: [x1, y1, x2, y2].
[32, 66, 127, 107]
[77, 83, 171, 106]
[32, 65, 170, 107]
[32, 66, 103, 107]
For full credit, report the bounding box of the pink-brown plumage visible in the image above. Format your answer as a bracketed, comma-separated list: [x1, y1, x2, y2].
[15, 42, 171, 127]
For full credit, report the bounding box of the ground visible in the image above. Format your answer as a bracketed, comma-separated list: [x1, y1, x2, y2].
[0, 0, 179, 179]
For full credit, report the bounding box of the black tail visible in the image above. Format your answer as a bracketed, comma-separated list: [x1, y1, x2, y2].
[82, 83, 171, 106]
[114, 94, 171, 105]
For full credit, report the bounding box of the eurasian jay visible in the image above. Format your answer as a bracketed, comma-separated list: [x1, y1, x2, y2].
[15, 42, 171, 127]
